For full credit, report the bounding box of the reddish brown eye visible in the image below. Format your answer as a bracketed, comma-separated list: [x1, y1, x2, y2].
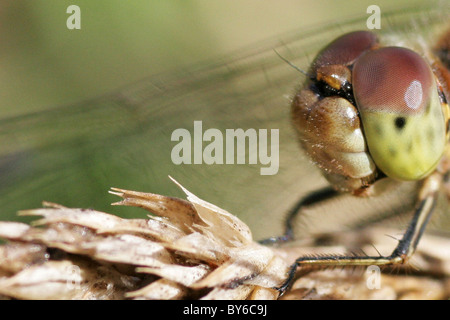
[312, 31, 378, 72]
[353, 47, 434, 115]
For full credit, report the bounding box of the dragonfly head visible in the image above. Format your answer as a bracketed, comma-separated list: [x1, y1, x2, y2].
[292, 31, 448, 194]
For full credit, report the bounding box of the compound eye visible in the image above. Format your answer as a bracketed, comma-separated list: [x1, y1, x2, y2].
[353, 47, 434, 115]
[352, 47, 447, 180]
[312, 31, 378, 72]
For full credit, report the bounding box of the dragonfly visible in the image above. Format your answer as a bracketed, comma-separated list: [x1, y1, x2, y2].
[0, 2, 448, 280]
[267, 25, 450, 293]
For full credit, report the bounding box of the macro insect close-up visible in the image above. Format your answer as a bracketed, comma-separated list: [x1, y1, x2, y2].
[0, 0, 449, 300]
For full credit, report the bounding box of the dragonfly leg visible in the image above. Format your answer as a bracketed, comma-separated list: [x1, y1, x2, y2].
[258, 186, 339, 245]
[275, 172, 442, 297]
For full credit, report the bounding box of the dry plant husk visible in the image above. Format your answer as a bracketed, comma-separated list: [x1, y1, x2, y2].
[0, 178, 448, 300]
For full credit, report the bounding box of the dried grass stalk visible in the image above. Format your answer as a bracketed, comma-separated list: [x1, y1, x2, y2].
[0, 178, 448, 300]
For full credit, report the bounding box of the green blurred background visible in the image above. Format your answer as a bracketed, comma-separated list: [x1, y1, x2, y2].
[1, 0, 416, 117]
[1, 0, 442, 239]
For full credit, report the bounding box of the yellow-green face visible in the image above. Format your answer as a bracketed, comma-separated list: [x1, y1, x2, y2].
[353, 47, 447, 180]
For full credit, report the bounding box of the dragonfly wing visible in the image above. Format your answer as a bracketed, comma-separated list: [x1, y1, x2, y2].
[0, 4, 448, 239]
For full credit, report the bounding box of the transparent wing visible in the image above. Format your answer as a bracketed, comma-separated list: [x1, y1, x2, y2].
[0, 4, 448, 239]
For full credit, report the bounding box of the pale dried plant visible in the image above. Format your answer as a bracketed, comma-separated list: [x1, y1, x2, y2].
[0, 178, 448, 300]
